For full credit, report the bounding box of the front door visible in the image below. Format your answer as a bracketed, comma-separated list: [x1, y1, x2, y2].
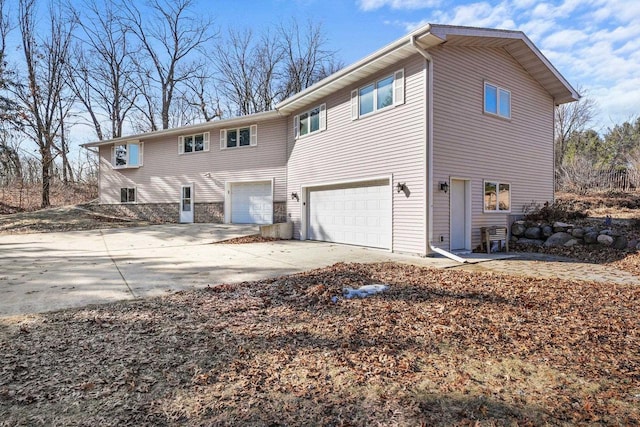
[180, 184, 194, 223]
[450, 178, 470, 251]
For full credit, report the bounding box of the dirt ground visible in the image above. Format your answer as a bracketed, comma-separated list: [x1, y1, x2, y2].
[1, 262, 638, 426]
[1, 193, 639, 425]
[0, 205, 150, 234]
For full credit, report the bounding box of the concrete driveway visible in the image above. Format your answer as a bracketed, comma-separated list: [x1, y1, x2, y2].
[0, 224, 457, 316]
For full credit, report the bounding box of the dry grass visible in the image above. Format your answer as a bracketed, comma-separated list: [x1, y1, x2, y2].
[556, 191, 640, 219]
[0, 182, 97, 214]
[1, 263, 639, 426]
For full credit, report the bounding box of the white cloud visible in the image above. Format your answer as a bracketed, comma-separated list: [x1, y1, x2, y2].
[357, 0, 441, 11]
[428, 2, 516, 29]
[542, 29, 588, 49]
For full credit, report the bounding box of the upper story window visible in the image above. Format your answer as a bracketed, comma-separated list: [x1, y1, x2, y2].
[293, 104, 326, 139]
[178, 132, 210, 154]
[351, 69, 404, 120]
[484, 180, 511, 213]
[220, 125, 257, 149]
[111, 142, 142, 168]
[484, 82, 511, 119]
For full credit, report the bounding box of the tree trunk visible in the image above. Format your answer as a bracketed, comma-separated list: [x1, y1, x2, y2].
[41, 148, 52, 208]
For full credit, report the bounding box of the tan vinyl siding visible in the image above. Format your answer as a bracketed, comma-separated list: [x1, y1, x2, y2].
[286, 55, 427, 255]
[431, 46, 555, 250]
[98, 117, 287, 206]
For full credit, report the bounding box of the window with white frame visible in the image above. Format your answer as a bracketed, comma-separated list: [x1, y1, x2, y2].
[220, 125, 257, 149]
[351, 69, 404, 120]
[294, 104, 326, 139]
[111, 142, 142, 168]
[484, 82, 511, 119]
[484, 181, 511, 212]
[120, 187, 136, 203]
[178, 132, 210, 154]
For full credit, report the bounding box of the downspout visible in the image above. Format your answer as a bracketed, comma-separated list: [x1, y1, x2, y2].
[411, 36, 466, 263]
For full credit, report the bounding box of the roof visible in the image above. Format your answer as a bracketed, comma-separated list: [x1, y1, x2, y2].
[276, 23, 579, 114]
[85, 23, 578, 147]
[81, 110, 282, 148]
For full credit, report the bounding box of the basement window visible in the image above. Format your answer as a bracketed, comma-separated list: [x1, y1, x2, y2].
[120, 187, 136, 203]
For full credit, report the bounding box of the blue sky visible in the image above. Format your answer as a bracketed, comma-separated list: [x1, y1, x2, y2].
[210, 0, 639, 132]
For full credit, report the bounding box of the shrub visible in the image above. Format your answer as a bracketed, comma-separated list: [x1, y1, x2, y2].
[522, 200, 587, 223]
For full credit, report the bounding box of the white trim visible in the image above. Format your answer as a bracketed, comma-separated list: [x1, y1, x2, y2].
[484, 81, 511, 119]
[112, 141, 142, 169]
[178, 131, 210, 155]
[179, 183, 195, 223]
[299, 175, 393, 252]
[221, 125, 257, 149]
[295, 104, 326, 139]
[483, 179, 512, 213]
[354, 71, 402, 119]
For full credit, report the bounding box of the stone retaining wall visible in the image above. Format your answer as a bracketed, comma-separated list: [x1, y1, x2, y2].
[511, 220, 639, 250]
[85, 202, 288, 224]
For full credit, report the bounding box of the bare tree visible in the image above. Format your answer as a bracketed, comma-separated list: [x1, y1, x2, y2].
[121, 0, 215, 130]
[279, 19, 341, 99]
[68, 0, 137, 140]
[555, 87, 596, 169]
[214, 28, 283, 116]
[12, 0, 75, 207]
[214, 20, 342, 116]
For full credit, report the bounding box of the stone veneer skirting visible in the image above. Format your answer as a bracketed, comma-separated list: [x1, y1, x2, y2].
[87, 201, 287, 224]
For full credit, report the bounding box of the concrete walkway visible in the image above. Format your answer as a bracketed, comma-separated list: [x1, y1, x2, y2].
[1, 225, 638, 317]
[453, 252, 640, 285]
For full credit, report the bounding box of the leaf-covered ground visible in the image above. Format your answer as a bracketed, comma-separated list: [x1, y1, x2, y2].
[1, 262, 638, 426]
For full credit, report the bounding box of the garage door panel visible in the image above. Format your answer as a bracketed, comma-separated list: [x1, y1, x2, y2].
[231, 182, 272, 224]
[308, 180, 391, 249]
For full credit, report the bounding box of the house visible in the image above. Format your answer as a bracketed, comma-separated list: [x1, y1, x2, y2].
[82, 24, 578, 257]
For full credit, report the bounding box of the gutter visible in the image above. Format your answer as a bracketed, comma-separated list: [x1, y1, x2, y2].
[410, 36, 466, 264]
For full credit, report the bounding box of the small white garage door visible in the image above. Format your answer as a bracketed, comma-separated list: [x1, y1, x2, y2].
[231, 182, 272, 224]
[308, 179, 391, 249]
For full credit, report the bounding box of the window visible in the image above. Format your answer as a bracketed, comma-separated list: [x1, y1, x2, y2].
[484, 82, 511, 119]
[484, 181, 511, 212]
[178, 132, 210, 154]
[294, 104, 326, 139]
[220, 125, 257, 149]
[120, 187, 136, 203]
[351, 69, 404, 120]
[111, 142, 142, 168]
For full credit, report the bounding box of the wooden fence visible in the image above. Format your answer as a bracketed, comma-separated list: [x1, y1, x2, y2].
[556, 168, 640, 193]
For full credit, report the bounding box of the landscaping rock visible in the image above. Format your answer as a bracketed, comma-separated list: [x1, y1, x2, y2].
[544, 232, 573, 247]
[564, 238, 580, 247]
[584, 231, 599, 244]
[511, 222, 526, 237]
[542, 225, 554, 237]
[597, 234, 614, 246]
[553, 222, 573, 232]
[613, 236, 628, 250]
[524, 227, 542, 239]
[572, 228, 585, 238]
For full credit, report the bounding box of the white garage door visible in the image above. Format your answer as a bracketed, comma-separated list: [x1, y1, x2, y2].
[308, 180, 391, 249]
[231, 182, 272, 224]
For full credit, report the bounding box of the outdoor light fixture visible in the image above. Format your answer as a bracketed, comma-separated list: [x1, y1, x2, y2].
[439, 181, 449, 193]
[291, 192, 299, 201]
[396, 182, 406, 193]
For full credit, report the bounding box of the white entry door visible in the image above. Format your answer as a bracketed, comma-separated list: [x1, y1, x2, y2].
[180, 184, 194, 223]
[450, 179, 470, 251]
[307, 180, 391, 249]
